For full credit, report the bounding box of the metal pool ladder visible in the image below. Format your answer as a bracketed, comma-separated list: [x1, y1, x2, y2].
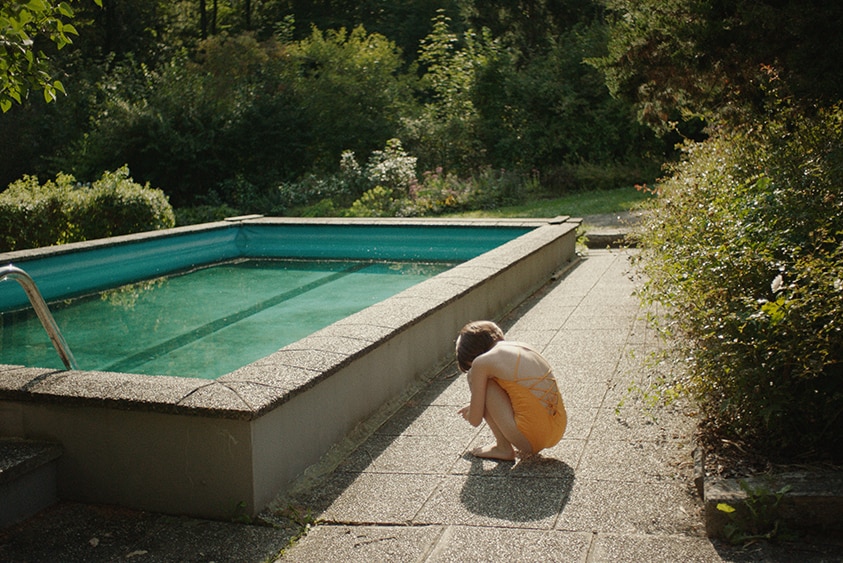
[1, 264, 78, 370]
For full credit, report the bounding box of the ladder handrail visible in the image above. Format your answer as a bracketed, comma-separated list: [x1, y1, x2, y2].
[1, 264, 78, 370]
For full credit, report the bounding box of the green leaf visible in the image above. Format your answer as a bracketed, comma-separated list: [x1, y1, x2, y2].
[57, 2, 74, 18]
[25, 1, 49, 15]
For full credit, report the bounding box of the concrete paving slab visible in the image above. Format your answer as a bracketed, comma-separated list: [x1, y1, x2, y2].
[425, 526, 592, 562]
[452, 441, 586, 477]
[413, 472, 571, 528]
[374, 404, 474, 439]
[276, 248, 841, 561]
[555, 479, 703, 534]
[280, 524, 444, 563]
[589, 533, 724, 563]
[591, 405, 697, 443]
[576, 439, 692, 483]
[338, 434, 466, 475]
[298, 471, 444, 524]
[0, 502, 293, 562]
[556, 377, 611, 407]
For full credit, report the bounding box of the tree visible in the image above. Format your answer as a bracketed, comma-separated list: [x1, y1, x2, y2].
[284, 25, 414, 170]
[0, 0, 101, 112]
[593, 0, 843, 132]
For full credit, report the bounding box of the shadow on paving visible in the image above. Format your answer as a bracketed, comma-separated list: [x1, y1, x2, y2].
[458, 455, 574, 522]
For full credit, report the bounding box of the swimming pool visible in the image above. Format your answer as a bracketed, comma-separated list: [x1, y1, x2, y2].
[2, 259, 455, 378]
[0, 216, 580, 519]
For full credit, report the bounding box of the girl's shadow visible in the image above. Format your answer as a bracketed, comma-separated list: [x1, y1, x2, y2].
[459, 454, 575, 522]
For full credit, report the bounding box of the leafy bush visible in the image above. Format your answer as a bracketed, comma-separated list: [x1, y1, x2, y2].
[58, 35, 309, 207]
[346, 186, 402, 217]
[0, 166, 174, 252]
[633, 104, 843, 462]
[403, 12, 490, 173]
[286, 139, 420, 217]
[276, 149, 372, 214]
[365, 139, 418, 195]
[284, 26, 416, 171]
[0, 174, 73, 252]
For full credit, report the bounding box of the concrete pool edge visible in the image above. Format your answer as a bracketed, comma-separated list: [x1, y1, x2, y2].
[0, 216, 580, 519]
[0, 216, 559, 416]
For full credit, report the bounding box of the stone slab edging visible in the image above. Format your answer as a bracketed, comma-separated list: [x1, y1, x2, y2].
[695, 448, 843, 538]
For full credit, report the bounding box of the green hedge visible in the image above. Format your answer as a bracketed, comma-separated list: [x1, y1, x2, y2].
[0, 166, 175, 252]
[634, 104, 843, 462]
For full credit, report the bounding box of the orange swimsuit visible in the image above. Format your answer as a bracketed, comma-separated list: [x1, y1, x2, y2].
[493, 348, 567, 452]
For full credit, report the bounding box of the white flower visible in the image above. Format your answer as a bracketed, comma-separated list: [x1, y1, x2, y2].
[771, 274, 784, 293]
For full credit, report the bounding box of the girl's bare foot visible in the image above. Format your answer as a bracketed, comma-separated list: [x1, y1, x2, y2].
[471, 443, 515, 461]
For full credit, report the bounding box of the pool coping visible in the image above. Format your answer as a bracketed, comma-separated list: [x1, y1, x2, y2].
[0, 216, 581, 518]
[0, 217, 566, 420]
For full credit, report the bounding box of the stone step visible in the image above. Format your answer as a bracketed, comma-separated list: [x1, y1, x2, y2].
[703, 468, 843, 540]
[0, 438, 63, 528]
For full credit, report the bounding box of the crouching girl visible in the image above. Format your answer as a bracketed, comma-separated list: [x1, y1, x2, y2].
[456, 320, 567, 460]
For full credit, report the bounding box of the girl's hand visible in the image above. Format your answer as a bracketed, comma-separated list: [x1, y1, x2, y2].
[457, 404, 470, 421]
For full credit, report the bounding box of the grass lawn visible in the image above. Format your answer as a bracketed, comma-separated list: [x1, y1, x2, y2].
[445, 185, 653, 219]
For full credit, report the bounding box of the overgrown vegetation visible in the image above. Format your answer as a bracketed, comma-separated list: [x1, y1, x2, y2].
[594, 0, 843, 465]
[633, 101, 843, 462]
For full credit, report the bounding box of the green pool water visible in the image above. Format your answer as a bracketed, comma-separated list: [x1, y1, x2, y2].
[0, 259, 453, 379]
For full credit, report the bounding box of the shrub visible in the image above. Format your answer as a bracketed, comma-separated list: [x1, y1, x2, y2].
[346, 186, 402, 217]
[284, 26, 416, 170]
[0, 166, 174, 252]
[365, 139, 418, 195]
[0, 174, 74, 252]
[633, 104, 843, 462]
[276, 150, 370, 214]
[402, 167, 471, 216]
[67, 167, 176, 241]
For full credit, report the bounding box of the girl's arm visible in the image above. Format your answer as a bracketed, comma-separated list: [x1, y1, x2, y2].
[463, 363, 490, 427]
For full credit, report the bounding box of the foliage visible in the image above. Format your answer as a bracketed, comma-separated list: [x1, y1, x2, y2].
[463, 0, 599, 57]
[444, 184, 652, 219]
[364, 138, 417, 194]
[300, 138, 419, 217]
[717, 481, 792, 545]
[174, 204, 239, 226]
[0, 172, 71, 251]
[346, 186, 402, 217]
[283, 25, 415, 171]
[594, 0, 843, 132]
[403, 10, 491, 172]
[252, 0, 464, 58]
[1, 3, 666, 211]
[0, 165, 174, 251]
[0, 0, 101, 111]
[633, 103, 843, 461]
[50, 33, 308, 207]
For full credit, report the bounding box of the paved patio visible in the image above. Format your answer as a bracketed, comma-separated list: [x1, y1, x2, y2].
[2, 249, 841, 561]
[272, 249, 842, 562]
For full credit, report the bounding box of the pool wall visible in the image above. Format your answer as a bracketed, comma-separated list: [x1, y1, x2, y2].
[0, 217, 580, 519]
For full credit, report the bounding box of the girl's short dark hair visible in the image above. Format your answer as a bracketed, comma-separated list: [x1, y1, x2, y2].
[456, 320, 505, 372]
